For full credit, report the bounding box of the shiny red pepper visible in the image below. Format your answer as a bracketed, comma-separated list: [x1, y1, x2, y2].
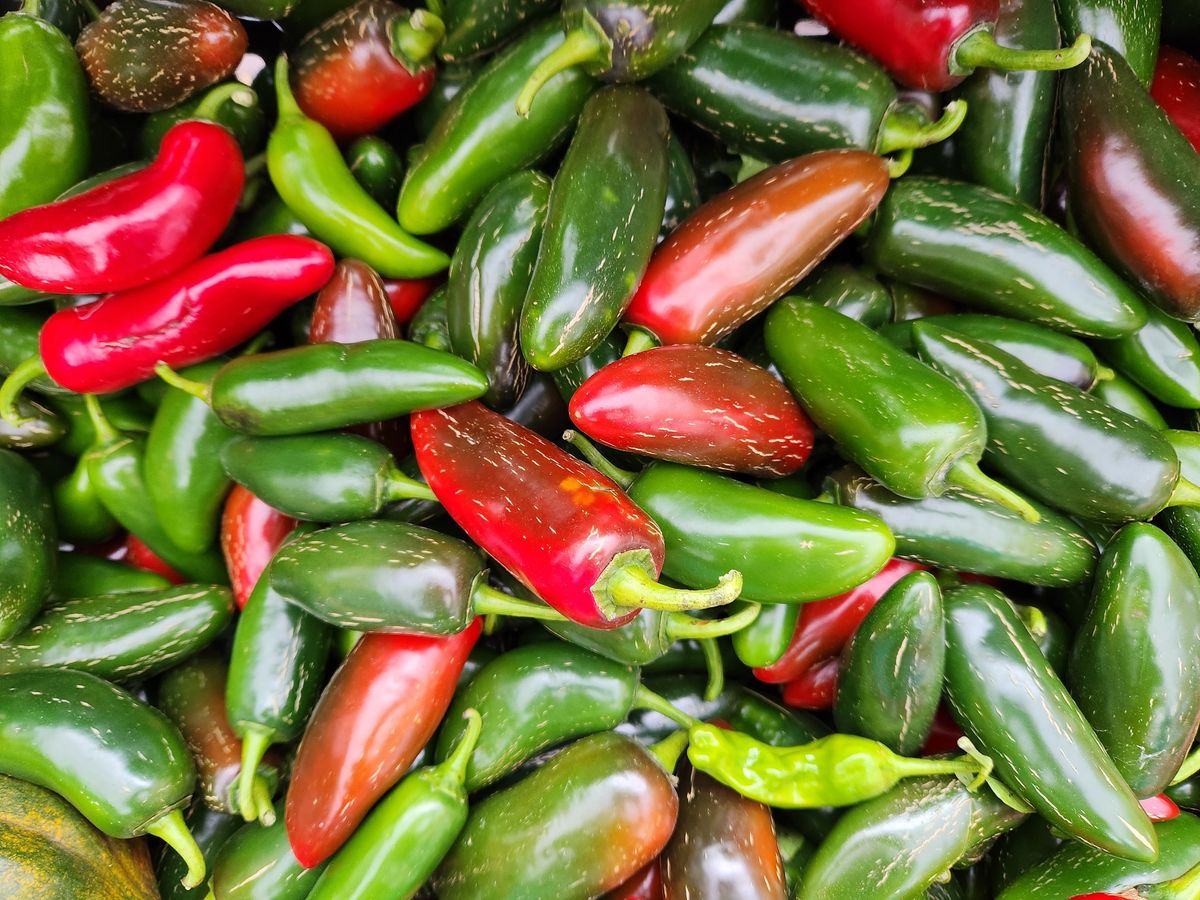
[0, 121, 244, 293]
[753, 558, 925, 684]
[285, 622, 481, 868]
[606, 859, 664, 900]
[384, 275, 441, 325]
[1151, 46, 1200, 152]
[411, 401, 742, 630]
[1141, 794, 1181, 822]
[38, 235, 334, 393]
[125, 534, 186, 585]
[568, 345, 814, 478]
[220, 485, 297, 609]
[782, 656, 839, 710]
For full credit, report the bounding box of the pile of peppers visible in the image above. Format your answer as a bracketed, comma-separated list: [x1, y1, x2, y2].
[2, 0, 1200, 896]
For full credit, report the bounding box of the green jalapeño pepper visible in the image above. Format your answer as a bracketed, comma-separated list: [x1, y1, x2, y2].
[438, 0, 558, 61]
[1070, 523, 1200, 798]
[210, 810, 327, 900]
[0, 449, 55, 641]
[53, 455, 120, 546]
[942, 583, 1157, 861]
[802, 264, 894, 328]
[1158, 430, 1200, 573]
[0, 396, 63, 449]
[0, 669, 204, 888]
[732, 602, 800, 669]
[268, 56, 447, 279]
[520, 86, 669, 371]
[763, 298, 1039, 519]
[399, 20, 596, 234]
[912, 322, 1200, 522]
[51, 553, 170, 600]
[864, 177, 1147, 337]
[140, 81, 266, 158]
[1098, 288, 1200, 409]
[345, 135, 404, 210]
[1058, 0, 1162, 85]
[155, 339, 487, 436]
[220, 432, 435, 522]
[0, 11, 89, 219]
[1095, 370, 1169, 429]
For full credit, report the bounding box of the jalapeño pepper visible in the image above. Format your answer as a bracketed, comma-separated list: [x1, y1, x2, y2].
[1099, 302, 1200, 409]
[438, 0, 557, 61]
[802, 264, 894, 328]
[211, 812, 327, 900]
[0, 449, 55, 641]
[1058, 0, 1162, 84]
[1095, 371, 1170, 429]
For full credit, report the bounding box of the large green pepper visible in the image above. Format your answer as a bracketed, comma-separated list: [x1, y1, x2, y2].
[0, 12, 88, 219]
[1099, 300, 1200, 409]
[520, 86, 669, 371]
[1057, 0, 1162, 85]
[942, 583, 1156, 861]
[1070, 523, 1200, 797]
[0, 449, 55, 641]
[0, 669, 204, 888]
[864, 177, 1146, 337]
[210, 811, 327, 900]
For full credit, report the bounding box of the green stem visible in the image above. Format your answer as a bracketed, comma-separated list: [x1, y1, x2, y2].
[1171, 745, 1200, 786]
[892, 753, 982, 781]
[79, 0, 101, 19]
[886, 149, 913, 179]
[236, 725, 273, 823]
[145, 809, 205, 890]
[946, 459, 1041, 523]
[736, 155, 771, 183]
[879, 99, 968, 154]
[471, 582, 568, 622]
[665, 601, 761, 641]
[561, 429, 636, 488]
[390, 9, 445, 67]
[515, 23, 608, 117]
[648, 728, 690, 774]
[621, 328, 659, 357]
[272, 54, 303, 120]
[0, 356, 48, 426]
[83, 394, 119, 445]
[700, 638, 724, 702]
[954, 736, 994, 791]
[240, 330, 273, 356]
[1167, 476, 1200, 511]
[154, 363, 211, 403]
[634, 685, 702, 729]
[952, 28, 1091, 75]
[251, 777, 275, 827]
[1093, 364, 1116, 383]
[384, 465, 438, 502]
[436, 708, 482, 786]
[607, 561, 743, 613]
[192, 82, 256, 122]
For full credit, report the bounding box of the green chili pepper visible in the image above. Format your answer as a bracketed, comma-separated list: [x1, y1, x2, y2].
[943, 583, 1157, 861]
[234, 193, 312, 242]
[0, 669, 204, 888]
[52, 456, 120, 545]
[407, 284, 451, 350]
[0, 584, 232, 681]
[553, 331, 622, 403]
[730, 603, 799, 669]
[1058, 0, 1162, 85]
[158, 805, 241, 900]
[864, 177, 1147, 337]
[52, 553, 170, 599]
[1098, 302, 1200, 409]
[763, 298, 1038, 518]
[823, 465, 1098, 586]
[1094, 369, 1169, 428]
[802, 265, 894, 328]
[659, 129, 700, 240]
[0, 449, 55, 641]
[0, 396, 63, 449]
[888, 282, 958, 322]
[210, 810, 327, 900]
[987, 818, 1064, 896]
[1014, 602, 1070, 676]
[1168, 774, 1200, 812]
[345, 135, 404, 210]
[437, 0, 556, 61]
[1158, 430, 1200, 572]
[267, 56, 446, 278]
[0, 309, 64, 395]
[140, 81, 266, 157]
[0, 11, 89, 219]
[912, 321, 1200, 522]
[413, 60, 477, 137]
[399, 19, 595, 234]
[520, 86, 668, 371]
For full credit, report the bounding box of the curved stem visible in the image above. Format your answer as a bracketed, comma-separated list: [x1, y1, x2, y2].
[155, 363, 211, 403]
[390, 9, 445, 68]
[621, 328, 659, 357]
[648, 728, 690, 774]
[886, 149, 913, 179]
[145, 809, 205, 890]
[272, 54, 302, 120]
[192, 82, 256, 122]
[954, 736, 994, 791]
[878, 99, 969, 154]
[471, 581, 567, 622]
[236, 725, 273, 823]
[515, 25, 607, 117]
[634, 685, 702, 729]
[84, 394, 120, 446]
[561, 429, 636, 488]
[946, 459, 1040, 523]
[607, 562, 742, 613]
[1167, 476, 1200, 511]
[953, 28, 1091, 75]
[384, 465, 438, 502]
[700, 638, 724, 702]
[736, 155, 771, 183]
[1093, 364, 1115, 384]
[251, 777, 275, 827]
[0, 356, 47, 426]
[436, 708, 482, 786]
[665, 601, 761, 641]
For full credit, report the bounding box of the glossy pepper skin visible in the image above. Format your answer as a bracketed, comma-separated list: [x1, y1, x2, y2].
[1062, 44, 1200, 322]
[0, 13, 89, 220]
[399, 20, 595, 234]
[1095, 370, 1169, 428]
[865, 177, 1147, 337]
[0, 450, 55, 641]
[1058, 0, 1162, 85]
[0, 121, 242, 294]
[285, 623, 481, 868]
[521, 87, 669, 371]
[624, 151, 888, 347]
[52, 457, 119, 546]
[570, 345, 813, 477]
[943, 583, 1157, 861]
[1070, 523, 1200, 797]
[212, 812, 327, 900]
[139, 81, 267, 158]
[268, 56, 446, 279]
[802, 265, 894, 328]
[157, 804, 239, 900]
[1152, 46, 1200, 151]
[438, 0, 557, 61]
[50, 554, 171, 600]
[1100, 302, 1200, 408]
[346, 137, 405, 209]
[446, 170, 549, 408]
[434, 732, 679, 900]
[732, 603, 800, 669]
[221, 485, 296, 609]
[290, 0, 441, 140]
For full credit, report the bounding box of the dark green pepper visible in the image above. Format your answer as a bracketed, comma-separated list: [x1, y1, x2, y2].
[987, 817, 1065, 896]
[1098, 302, 1200, 409]
[1094, 370, 1169, 428]
[407, 284, 451, 351]
[659, 129, 700, 240]
[0, 448, 55, 640]
[1015, 602, 1070, 675]
[1057, 0, 1162, 85]
[0, 308, 66, 395]
[1167, 774, 1200, 812]
[210, 811, 327, 900]
[140, 81, 266, 157]
[520, 86, 668, 371]
[51, 553, 170, 599]
[553, 331, 622, 403]
[345, 135, 404, 210]
[233, 193, 312, 242]
[1158, 430, 1200, 573]
[802, 264, 894, 328]
[413, 61, 477, 138]
[437, 0, 557, 61]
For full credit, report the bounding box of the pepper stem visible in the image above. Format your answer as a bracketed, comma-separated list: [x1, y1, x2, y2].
[251, 778, 275, 827]
[471, 581, 568, 622]
[1093, 365, 1116, 384]
[154, 363, 211, 403]
[946, 459, 1040, 523]
[953, 736, 995, 791]
[878, 99, 969, 154]
[1172, 745, 1200, 786]
[145, 809, 206, 890]
[236, 725, 274, 823]
[390, 9, 445, 69]
[272, 55, 302, 120]
[436, 708, 482, 787]
[700, 638, 724, 702]
[891, 752, 983, 782]
[648, 729, 690, 774]
[736, 155, 771, 183]
[515, 23, 608, 117]
[665, 601, 761, 641]
[561, 429, 636, 488]
[605, 559, 743, 614]
[621, 328, 659, 357]
[1167, 476, 1200, 511]
[192, 82, 256, 123]
[0, 356, 48, 426]
[952, 28, 1091, 76]
[886, 150, 913, 179]
[383, 464, 438, 502]
[635, 685, 702, 729]
[84, 394, 120, 446]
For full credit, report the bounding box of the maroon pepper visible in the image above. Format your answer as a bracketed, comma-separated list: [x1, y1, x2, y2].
[1151, 46, 1200, 152]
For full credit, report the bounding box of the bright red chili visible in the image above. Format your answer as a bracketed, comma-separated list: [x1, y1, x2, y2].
[607, 859, 664, 900]
[798, 0, 1091, 91]
[39, 235, 334, 393]
[384, 275, 441, 325]
[285, 622, 481, 868]
[622, 151, 888, 348]
[782, 656, 840, 710]
[1140, 793, 1181, 822]
[411, 401, 741, 630]
[125, 534, 186, 585]
[920, 705, 966, 756]
[0, 121, 244, 293]
[220, 485, 297, 609]
[753, 558, 925, 684]
[1151, 46, 1200, 152]
[568, 345, 814, 478]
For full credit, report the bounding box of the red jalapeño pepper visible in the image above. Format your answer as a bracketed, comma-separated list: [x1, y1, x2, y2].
[285, 622, 481, 868]
[608, 859, 664, 900]
[754, 558, 925, 684]
[125, 534, 186, 585]
[384, 276, 441, 325]
[32, 235, 333, 394]
[798, 0, 1092, 91]
[0, 121, 244, 294]
[782, 656, 839, 710]
[1142, 794, 1182, 822]
[1152, 46, 1200, 152]
[622, 150, 888, 349]
[221, 485, 297, 610]
[568, 344, 813, 478]
[411, 401, 743, 629]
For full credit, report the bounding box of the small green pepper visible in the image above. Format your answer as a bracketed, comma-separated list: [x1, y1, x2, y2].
[345, 135, 404, 209]
[731, 602, 799, 669]
[51, 553, 170, 599]
[52, 455, 119, 545]
[1098, 301, 1200, 409]
[210, 810, 327, 900]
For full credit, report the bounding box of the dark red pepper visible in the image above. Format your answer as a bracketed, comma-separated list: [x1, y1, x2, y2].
[220, 484, 297, 609]
[37, 235, 334, 393]
[411, 401, 742, 630]
[920, 705, 967, 756]
[798, 0, 1091, 91]
[781, 656, 839, 710]
[568, 345, 814, 478]
[125, 534, 186, 585]
[285, 622, 481, 868]
[383, 275, 441, 325]
[606, 859, 664, 900]
[1140, 793, 1181, 822]
[0, 121, 245, 293]
[1151, 46, 1200, 152]
[753, 558, 925, 684]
